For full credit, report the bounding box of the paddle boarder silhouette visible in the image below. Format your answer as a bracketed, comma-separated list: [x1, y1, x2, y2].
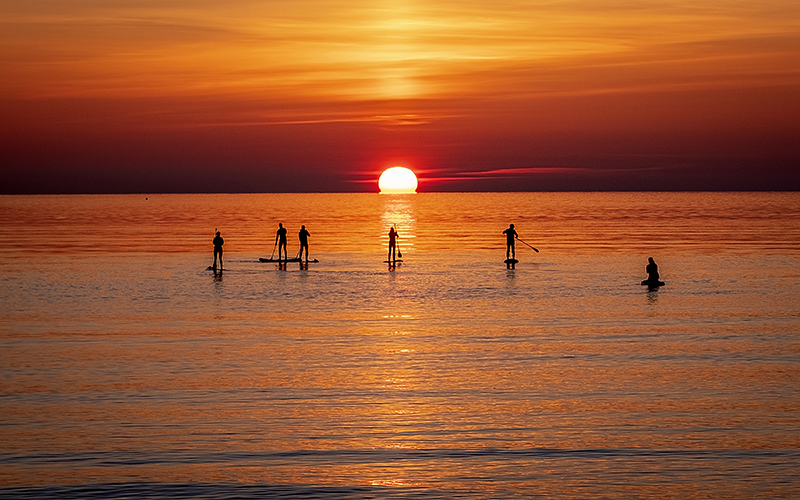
[298, 225, 311, 262]
[388, 226, 399, 263]
[212, 230, 224, 270]
[646, 257, 660, 282]
[275, 223, 288, 261]
[503, 223, 518, 261]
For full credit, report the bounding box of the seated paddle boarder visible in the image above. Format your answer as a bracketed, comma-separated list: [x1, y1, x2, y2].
[298, 225, 311, 262]
[212, 230, 224, 270]
[503, 223, 518, 261]
[388, 226, 399, 263]
[275, 222, 288, 261]
[646, 257, 660, 283]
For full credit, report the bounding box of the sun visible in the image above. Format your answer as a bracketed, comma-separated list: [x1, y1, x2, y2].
[378, 166, 418, 194]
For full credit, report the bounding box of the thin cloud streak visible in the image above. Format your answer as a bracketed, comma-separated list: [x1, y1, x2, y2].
[4, 0, 798, 101]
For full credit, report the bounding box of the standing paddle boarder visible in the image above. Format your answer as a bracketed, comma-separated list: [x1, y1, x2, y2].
[298, 225, 311, 262]
[388, 226, 399, 263]
[503, 223, 518, 261]
[275, 223, 288, 262]
[212, 230, 224, 270]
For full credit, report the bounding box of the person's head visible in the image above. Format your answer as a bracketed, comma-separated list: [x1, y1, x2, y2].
[279, 222, 283, 228]
[301, 225, 305, 230]
[215, 231, 220, 236]
[510, 223, 515, 228]
[648, 257, 655, 264]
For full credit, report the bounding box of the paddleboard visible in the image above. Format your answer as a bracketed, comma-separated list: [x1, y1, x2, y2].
[259, 258, 319, 263]
[641, 280, 665, 287]
[504, 259, 519, 264]
[206, 266, 224, 271]
[384, 260, 403, 263]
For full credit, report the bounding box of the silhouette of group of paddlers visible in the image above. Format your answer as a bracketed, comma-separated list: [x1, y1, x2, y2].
[212, 223, 311, 270]
[269, 222, 311, 262]
[212, 222, 664, 287]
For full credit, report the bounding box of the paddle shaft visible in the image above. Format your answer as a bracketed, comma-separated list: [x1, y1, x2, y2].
[392, 225, 402, 258]
[516, 237, 539, 253]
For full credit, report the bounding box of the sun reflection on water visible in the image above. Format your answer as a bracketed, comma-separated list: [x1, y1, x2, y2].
[381, 194, 416, 253]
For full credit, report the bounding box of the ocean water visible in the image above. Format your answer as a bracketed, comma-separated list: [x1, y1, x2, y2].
[1, 192, 799, 499]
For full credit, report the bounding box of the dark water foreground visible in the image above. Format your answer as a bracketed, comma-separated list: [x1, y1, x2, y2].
[2, 447, 800, 498]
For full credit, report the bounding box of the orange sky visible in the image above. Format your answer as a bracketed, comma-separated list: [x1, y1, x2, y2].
[2, 0, 799, 192]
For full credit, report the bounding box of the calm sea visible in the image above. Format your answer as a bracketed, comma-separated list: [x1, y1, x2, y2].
[1, 193, 799, 499]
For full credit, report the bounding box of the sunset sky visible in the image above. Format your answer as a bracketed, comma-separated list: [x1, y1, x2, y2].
[2, 0, 799, 193]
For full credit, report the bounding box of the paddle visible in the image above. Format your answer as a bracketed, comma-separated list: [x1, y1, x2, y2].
[269, 242, 277, 260]
[517, 237, 539, 253]
[393, 224, 402, 259]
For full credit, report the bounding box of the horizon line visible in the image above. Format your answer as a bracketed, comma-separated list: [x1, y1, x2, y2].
[3, 189, 798, 196]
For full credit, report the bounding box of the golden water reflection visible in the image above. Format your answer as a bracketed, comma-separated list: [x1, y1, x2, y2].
[1, 194, 798, 498]
[381, 194, 416, 255]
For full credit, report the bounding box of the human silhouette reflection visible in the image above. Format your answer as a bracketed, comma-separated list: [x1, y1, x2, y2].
[277, 261, 287, 271]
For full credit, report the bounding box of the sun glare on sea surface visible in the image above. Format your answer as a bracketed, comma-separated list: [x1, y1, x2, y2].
[379, 167, 418, 193]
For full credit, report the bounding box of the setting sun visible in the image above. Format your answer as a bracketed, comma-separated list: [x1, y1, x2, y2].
[378, 167, 418, 193]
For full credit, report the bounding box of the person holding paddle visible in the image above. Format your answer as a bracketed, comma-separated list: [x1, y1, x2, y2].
[503, 223, 518, 261]
[388, 225, 399, 263]
[275, 222, 288, 262]
[212, 229, 224, 270]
